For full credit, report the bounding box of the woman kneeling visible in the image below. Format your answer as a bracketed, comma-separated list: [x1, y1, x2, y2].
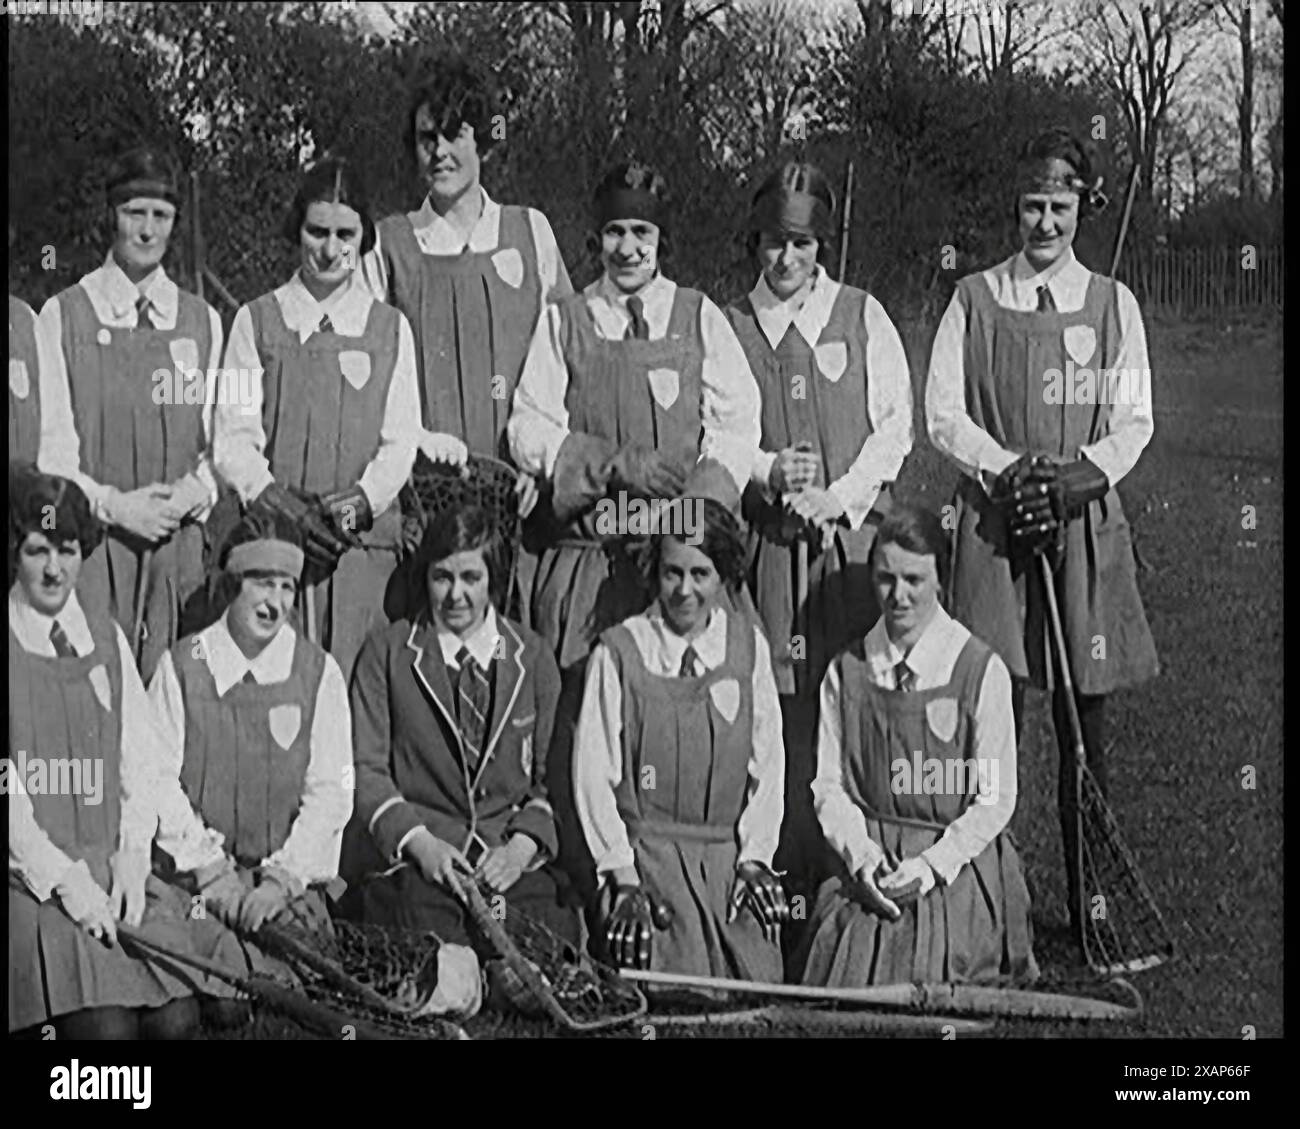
[798, 505, 1039, 986]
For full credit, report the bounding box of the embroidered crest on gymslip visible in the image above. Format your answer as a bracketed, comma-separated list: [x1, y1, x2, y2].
[338, 350, 371, 390]
[647, 368, 679, 410]
[709, 678, 740, 724]
[814, 341, 847, 383]
[1063, 325, 1097, 366]
[88, 665, 112, 712]
[926, 697, 960, 743]
[269, 704, 302, 750]
[9, 358, 29, 399]
[491, 248, 524, 289]
[168, 337, 200, 374]
[520, 734, 533, 777]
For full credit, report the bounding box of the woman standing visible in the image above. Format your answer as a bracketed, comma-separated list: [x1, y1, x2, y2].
[725, 161, 914, 906]
[35, 147, 223, 681]
[924, 127, 1158, 944]
[8, 467, 232, 1039]
[215, 157, 447, 679]
[573, 497, 788, 980]
[798, 506, 1038, 987]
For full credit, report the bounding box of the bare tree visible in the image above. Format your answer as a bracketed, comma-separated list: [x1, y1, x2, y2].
[1214, 0, 1256, 199]
[1082, 0, 1217, 207]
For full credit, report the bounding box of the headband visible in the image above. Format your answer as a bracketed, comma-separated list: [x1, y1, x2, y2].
[1016, 157, 1108, 213]
[749, 189, 833, 240]
[226, 540, 304, 580]
[595, 187, 666, 230]
[108, 178, 180, 208]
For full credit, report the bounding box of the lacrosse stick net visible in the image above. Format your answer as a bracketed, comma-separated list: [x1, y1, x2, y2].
[1039, 556, 1175, 977]
[462, 879, 648, 1033]
[120, 919, 468, 1040]
[401, 451, 524, 614]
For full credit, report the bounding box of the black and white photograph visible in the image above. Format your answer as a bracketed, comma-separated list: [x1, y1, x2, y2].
[4, 0, 1284, 1096]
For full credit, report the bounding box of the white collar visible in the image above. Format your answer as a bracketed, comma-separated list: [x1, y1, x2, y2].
[199, 612, 298, 697]
[864, 604, 960, 684]
[81, 253, 179, 328]
[1011, 246, 1085, 295]
[408, 187, 501, 254]
[273, 269, 373, 343]
[8, 586, 95, 655]
[436, 606, 501, 669]
[643, 602, 728, 671]
[747, 265, 840, 351]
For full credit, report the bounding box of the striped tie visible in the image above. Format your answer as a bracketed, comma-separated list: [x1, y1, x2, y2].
[136, 293, 153, 328]
[318, 313, 334, 334]
[1037, 285, 1056, 313]
[456, 646, 491, 769]
[49, 620, 78, 659]
[894, 660, 916, 693]
[679, 644, 699, 679]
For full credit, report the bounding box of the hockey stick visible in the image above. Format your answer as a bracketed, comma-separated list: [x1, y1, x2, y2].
[117, 922, 469, 1040]
[652, 1006, 992, 1035]
[1038, 555, 1175, 977]
[621, 968, 1141, 1021]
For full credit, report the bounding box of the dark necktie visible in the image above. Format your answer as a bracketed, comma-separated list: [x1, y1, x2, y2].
[49, 620, 78, 659]
[136, 293, 153, 328]
[241, 670, 259, 687]
[455, 646, 491, 769]
[625, 295, 650, 341]
[318, 313, 334, 335]
[894, 660, 916, 693]
[1037, 285, 1056, 313]
[679, 644, 700, 678]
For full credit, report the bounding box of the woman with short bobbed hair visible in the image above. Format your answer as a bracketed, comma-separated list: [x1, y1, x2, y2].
[924, 126, 1159, 949]
[798, 504, 1038, 987]
[725, 159, 914, 912]
[573, 494, 788, 980]
[215, 156, 462, 678]
[8, 466, 234, 1039]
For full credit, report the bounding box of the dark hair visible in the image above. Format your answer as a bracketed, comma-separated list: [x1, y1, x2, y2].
[1016, 126, 1104, 219]
[420, 505, 511, 612]
[211, 507, 306, 610]
[8, 464, 102, 587]
[745, 160, 837, 267]
[404, 51, 503, 161]
[637, 497, 747, 594]
[592, 161, 672, 251]
[868, 504, 952, 594]
[282, 156, 377, 255]
[106, 146, 181, 208]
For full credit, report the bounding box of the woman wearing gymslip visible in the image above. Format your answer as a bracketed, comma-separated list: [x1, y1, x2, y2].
[925, 126, 1159, 950]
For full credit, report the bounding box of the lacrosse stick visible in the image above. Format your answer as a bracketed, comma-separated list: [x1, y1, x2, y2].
[302, 582, 319, 646]
[652, 1006, 991, 1036]
[118, 921, 469, 1040]
[622, 968, 1143, 1022]
[131, 548, 154, 665]
[461, 876, 648, 1033]
[1038, 555, 1175, 977]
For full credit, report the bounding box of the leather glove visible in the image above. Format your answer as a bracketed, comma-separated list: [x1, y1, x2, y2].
[607, 446, 686, 498]
[769, 441, 820, 495]
[727, 860, 790, 942]
[605, 884, 654, 970]
[237, 865, 303, 934]
[55, 859, 118, 944]
[321, 484, 374, 538]
[254, 481, 354, 572]
[196, 859, 248, 930]
[108, 848, 151, 927]
[877, 856, 938, 907]
[1009, 456, 1108, 556]
[988, 452, 1038, 506]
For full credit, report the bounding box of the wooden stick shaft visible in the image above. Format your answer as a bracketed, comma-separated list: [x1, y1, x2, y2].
[625, 967, 915, 1006]
[303, 583, 318, 646]
[203, 266, 241, 312]
[131, 548, 154, 665]
[190, 172, 204, 302]
[1109, 165, 1141, 279]
[838, 161, 855, 281]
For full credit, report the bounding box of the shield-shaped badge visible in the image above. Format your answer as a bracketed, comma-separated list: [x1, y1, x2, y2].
[814, 341, 848, 384]
[1063, 325, 1097, 367]
[88, 665, 112, 712]
[338, 350, 371, 391]
[647, 368, 680, 410]
[709, 678, 741, 724]
[169, 337, 200, 376]
[520, 734, 534, 777]
[491, 248, 524, 289]
[926, 697, 960, 744]
[268, 704, 302, 750]
[9, 358, 29, 400]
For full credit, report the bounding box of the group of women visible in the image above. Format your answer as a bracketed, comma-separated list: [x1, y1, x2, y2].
[8, 50, 1159, 1038]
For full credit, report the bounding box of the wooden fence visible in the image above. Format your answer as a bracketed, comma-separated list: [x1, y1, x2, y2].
[1120, 245, 1284, 317]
